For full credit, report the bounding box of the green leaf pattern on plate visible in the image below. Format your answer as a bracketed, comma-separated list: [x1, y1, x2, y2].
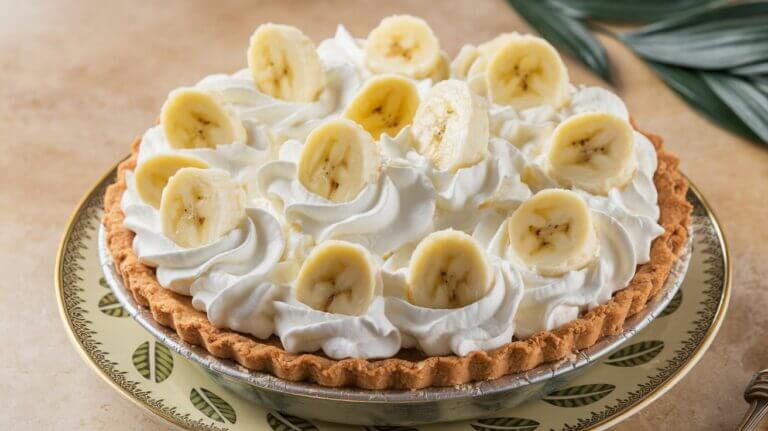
[364, 427, 419, 431]
[659, 289, 683, 317]
[605, 341, 665, 367]
[266, 412, 318, 431]
[190, 387, 237, 424]
[542, 384, 615, 407]
[132, 341, 174, 383]
[132, 341, 151, 380]
[471, 417, 540, 430]
[97, 291, 128, 317]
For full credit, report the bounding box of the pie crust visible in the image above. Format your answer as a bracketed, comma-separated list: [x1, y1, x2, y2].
[103, 121, 692, 390]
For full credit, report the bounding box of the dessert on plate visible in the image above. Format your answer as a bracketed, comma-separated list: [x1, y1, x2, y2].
[103, 15, 692, 389]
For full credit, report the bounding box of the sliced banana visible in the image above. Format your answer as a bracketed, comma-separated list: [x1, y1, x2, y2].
[427, 51, 450, 83]
[160, 168, 246, 248]
[451, 45, 480, 79]
[410, 79, 489, 171]
[294, 240, 377, 315]
[507, 189, 599, 276]
[297, 119, 381, 202]
[248, 23, 326, 102]
[407, 229, 492, 309]
[544, 112, 637, 195]
[161, 88, 247, 149]
[455, 33, 520, 81]
[365, 15, 441, 79]
[135, 154, 210, 208]
[344, 74, 420, 139]
[486, 35, 570, 109]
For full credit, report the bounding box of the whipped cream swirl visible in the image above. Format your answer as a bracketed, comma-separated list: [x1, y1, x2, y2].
[487, 212, 636, 337]
[381, 128, 532, 232]
[385, 261, 524, 356]
[256, 140, 436, 255]
[274, 295, 401, 359]
[480, 85, 664, 336]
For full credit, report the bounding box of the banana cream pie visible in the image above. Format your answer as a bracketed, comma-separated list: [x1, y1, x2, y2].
[103, 15, 691, 389]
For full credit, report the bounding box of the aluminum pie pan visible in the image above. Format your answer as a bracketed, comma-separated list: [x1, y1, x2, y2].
[99, 225, 691, 425]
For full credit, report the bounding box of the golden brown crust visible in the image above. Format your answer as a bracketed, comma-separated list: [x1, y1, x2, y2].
[103, 124, 691, 389]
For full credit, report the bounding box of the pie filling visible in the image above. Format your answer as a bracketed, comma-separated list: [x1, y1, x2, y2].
[116, 20, 672, 362]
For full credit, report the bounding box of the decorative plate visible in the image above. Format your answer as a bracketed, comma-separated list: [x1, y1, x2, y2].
[57, 163, 730, 431]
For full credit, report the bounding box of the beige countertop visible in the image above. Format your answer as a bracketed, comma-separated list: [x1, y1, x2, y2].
[3, 0, 767, 429]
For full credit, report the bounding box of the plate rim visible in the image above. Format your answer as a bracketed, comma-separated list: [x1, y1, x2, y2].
[55, 159, 731, 431]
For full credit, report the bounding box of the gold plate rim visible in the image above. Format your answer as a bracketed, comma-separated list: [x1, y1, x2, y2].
[54, 158, 185, 430]
[55, 162, 731, 431]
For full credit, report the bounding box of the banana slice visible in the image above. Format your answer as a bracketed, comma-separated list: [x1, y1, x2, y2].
[297, 119, 381, 202]
[294, 240, 377, 315]
[248, 23, 326, 102]
[410, 79, 489, 172]
[454, 33, 520, 81]
[160, 168, 246, 248]
[507, 189, 599, 276]
[485, 35, 570, 109]
[544, 112, 637, 195]
[451, 45, 480, 80]
[427, 51, 450, 83]
[135, 154, 210, 208]
[408, 229, 492, 309]
[365, 15, 441, 79]
[477, 33, 521, 61]
[161, 88, 247, 149]
[344, 74, 420, 139]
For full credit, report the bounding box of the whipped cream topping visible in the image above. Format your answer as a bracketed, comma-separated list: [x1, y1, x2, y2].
[385, 261, 523, 356]
[120, 31, 666, 359]
[480, 85, 664, 335]
[123, 176, 289, 337]
[487, 212, 636, 337]
[381, 128, 532, 231]
[256, 140, 436, 255]
[274, 296, 401, 359]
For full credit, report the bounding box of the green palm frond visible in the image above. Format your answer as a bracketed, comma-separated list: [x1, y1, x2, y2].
[507, 0, 612, 83]
[507, 0, 768, 145]
[542, 0, 726, 23]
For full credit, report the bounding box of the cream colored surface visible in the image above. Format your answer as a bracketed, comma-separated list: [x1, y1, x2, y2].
[2, 0, 766, 429]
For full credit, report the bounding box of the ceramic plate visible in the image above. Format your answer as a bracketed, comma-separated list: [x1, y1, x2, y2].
[57, 164, 730, 431]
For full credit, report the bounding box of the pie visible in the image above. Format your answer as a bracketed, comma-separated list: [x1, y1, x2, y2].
[103, 15, 692, 390]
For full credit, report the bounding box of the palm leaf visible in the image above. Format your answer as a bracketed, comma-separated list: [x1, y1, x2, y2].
[507, 0, 612, 82]
[732, 63, 768, 77]
[752, 76, 768, 95]
[543, 0, 725, 23]
[647, 62, 761, 142]
[622, 3, 768, 73]
[702, 72, 768, 143]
